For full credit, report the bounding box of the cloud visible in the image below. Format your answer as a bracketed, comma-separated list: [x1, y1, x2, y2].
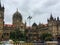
[1, 0, 60, 26]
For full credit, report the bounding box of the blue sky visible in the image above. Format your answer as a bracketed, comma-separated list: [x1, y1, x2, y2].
[1, 0, 60, 26]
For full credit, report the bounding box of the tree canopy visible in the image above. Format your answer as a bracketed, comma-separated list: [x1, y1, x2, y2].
[40, 32, 53, 41]
[10, 28, 26, 41]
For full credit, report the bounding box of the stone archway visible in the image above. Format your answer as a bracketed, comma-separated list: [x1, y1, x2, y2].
[57, 35, 60, 42]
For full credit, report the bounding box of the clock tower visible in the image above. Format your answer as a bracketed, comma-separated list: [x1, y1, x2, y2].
[0, 0, 4, 40]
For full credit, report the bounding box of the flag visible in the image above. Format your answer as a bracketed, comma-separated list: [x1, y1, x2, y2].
[27, 16, 32, 19]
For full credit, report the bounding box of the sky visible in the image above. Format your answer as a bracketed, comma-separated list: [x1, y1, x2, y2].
[1, 0, 60, 26]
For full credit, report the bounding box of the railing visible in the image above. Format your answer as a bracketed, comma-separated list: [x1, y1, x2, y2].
[0, 43, 45, 45]
[0, 43, 59, 45]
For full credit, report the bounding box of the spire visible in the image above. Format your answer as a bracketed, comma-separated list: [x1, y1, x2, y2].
[39, 22, 41, 25]
[57, 17, 59, 21]
[16, 8, 19, 14]
[25, 21, 26, 26]
[15, 8, 19, 14]
[2, 4, 4, 9]
[50, 13, 53, 20]
[17, 8, 18, 12]
[0, 0, 1, 7]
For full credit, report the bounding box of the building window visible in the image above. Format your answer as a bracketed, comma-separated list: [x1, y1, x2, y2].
[21, 26, 23, 28]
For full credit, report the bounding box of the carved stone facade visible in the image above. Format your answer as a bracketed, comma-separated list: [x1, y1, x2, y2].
[0, 1, 60, 42]
[0, 2, 4, 40]
[0, 2, 26, 41]
[26, 15, 60, 42]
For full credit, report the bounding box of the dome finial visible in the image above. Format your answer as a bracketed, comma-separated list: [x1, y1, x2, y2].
[16, 8, 19, 12]
[17, 8, 18, 11]
[13, 9, 22, 22]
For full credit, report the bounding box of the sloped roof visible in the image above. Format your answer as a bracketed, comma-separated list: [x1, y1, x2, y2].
[32, 23, 37, 26]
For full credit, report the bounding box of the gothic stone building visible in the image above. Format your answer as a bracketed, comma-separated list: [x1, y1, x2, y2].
[0, 3, 26, 41]
[26, 15, 60, 42]
[0, 1, 60, 42]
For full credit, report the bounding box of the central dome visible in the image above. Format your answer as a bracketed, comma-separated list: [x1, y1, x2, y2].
[13, 10, 22, 21]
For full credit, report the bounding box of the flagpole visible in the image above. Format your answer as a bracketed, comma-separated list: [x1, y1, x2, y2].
[27, 16, 32, 27]
[27, 16, 32, 42]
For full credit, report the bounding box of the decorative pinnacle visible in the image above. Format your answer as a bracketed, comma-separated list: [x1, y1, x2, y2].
[0, 0, 1, 7]
[17, 8, 18, 11]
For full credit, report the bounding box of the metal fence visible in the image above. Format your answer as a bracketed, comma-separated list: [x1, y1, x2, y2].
[0, 43, 45, 45]
[0, 43, 59, 45]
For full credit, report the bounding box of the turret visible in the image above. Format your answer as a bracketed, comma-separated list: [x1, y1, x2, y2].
[50, 14, 53, 20]
[47, 13, 54, 22]
[57, 17, 59, 21]
[0, 0, 5, 40]
[0, 0, 4, 20]
[0, 0, 4, 11]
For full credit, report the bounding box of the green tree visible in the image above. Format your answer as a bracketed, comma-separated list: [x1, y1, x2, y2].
[40, 32, 52, 41]
[10, 31, 16, 41]
[10, 28, 26, 41]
